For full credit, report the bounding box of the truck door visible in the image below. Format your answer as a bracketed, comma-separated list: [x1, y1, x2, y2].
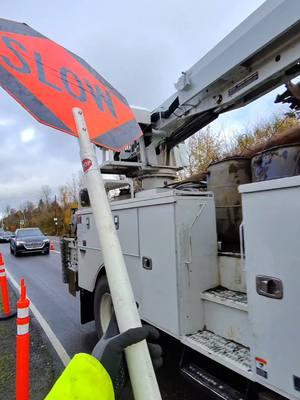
[138, 201, 180, 337]
[241, 176, 300, 399]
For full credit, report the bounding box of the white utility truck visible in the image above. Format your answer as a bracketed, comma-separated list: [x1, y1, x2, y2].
[60, 1, 300, 398]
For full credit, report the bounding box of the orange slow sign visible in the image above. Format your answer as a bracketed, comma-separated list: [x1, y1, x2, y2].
[0, 19, 142, 151]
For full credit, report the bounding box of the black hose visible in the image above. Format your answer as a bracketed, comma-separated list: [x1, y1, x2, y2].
[164, 181, 207, 190]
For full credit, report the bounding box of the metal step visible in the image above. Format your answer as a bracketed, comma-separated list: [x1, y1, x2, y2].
[202, 287, 250, 346]
[181, 363, 245, 400]
[201, 287, 248, 311]
[182, 331, 252, 378]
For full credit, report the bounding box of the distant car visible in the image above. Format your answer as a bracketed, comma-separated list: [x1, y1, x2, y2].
[0, 231, 15, 243]
[10, 228, 50, 256]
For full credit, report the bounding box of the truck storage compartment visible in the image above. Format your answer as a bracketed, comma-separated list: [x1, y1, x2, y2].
[240, 175, 300, 399]
[76, 190, 219, 338]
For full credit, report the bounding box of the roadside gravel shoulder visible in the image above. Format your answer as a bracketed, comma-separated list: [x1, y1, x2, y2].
[0, 284, 63, 400]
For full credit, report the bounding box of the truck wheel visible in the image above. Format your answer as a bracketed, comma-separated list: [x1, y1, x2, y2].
[94, 275, 114, 339]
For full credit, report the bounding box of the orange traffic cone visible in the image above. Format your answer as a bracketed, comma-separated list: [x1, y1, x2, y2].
[50, 243, 55, 251]
[16, 278, 30, 400]
[0, 252, 12, 317]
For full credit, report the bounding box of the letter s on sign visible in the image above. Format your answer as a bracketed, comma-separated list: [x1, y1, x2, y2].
[1, 36, 31, 73]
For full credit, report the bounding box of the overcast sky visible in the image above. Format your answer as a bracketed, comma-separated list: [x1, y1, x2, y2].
[0, 0, 290, 214]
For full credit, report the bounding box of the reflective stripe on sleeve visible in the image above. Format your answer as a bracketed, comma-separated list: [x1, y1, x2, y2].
[17, 323, 29, 335]
[17, 308, 29, 318]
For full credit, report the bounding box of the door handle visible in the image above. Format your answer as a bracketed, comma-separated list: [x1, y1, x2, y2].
[142, 257, 152, 270]
[114, 215, 119, 230]
[256, 275, 283, 299]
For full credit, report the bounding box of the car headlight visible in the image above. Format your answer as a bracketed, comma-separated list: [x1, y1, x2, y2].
[43, 239, 50, 243]
[16, 241, 25, 246]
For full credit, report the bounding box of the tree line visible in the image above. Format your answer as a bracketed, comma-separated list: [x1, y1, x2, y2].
[186, 111, 299, 175]
[3, 174, 83, 236]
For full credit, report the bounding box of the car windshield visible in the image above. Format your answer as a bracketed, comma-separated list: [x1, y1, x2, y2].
[17, 229, 43, 238]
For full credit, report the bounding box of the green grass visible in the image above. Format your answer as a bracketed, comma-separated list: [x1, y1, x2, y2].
[0, 286, 62, 399]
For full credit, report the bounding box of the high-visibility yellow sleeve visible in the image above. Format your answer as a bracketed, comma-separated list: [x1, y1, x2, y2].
[45, 353, 115, 400]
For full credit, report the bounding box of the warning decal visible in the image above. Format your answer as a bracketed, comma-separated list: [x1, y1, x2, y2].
[255, 357, 268, 379]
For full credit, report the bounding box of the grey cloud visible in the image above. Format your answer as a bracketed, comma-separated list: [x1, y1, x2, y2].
[0, 0, 266, 212]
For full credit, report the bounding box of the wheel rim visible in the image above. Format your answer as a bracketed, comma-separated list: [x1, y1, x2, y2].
[100, 293, 113, 332]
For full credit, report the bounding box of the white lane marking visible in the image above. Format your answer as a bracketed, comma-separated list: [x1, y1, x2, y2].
[6, 270, 71, 367]
[51, 250, 61, 254]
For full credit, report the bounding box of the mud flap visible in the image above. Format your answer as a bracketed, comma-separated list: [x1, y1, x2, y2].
[80, 288, 94, 324]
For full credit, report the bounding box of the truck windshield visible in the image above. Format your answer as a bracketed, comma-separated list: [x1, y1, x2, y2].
[17, 229, 43, 237]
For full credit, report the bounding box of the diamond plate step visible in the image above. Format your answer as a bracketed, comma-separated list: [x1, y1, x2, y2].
[201, 287, 248, 311]
[182, 330, 252, 378]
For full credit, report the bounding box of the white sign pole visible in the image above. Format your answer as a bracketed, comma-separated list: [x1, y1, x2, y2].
[73, 108, 161, 400]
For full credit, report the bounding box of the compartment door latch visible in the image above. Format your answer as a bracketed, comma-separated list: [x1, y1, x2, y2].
[256, 275, 283, 299]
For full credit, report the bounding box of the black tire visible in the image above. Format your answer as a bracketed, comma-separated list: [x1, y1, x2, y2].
[10, 246, 13, 254]
[13, 247, 19, 257]
[43, 249, 50, 255]
[94, 275, 113, 339]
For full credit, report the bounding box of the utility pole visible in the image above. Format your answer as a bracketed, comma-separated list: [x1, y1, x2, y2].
[54, 195, 58, 236]
[19, 210, 26, 228]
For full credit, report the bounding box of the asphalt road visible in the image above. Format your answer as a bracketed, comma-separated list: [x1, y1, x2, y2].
[0, 238, 200, 399]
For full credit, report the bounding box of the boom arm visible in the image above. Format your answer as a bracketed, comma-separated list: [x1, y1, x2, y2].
[150, 0, 300, 149]
[107, 0, 300, 173]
